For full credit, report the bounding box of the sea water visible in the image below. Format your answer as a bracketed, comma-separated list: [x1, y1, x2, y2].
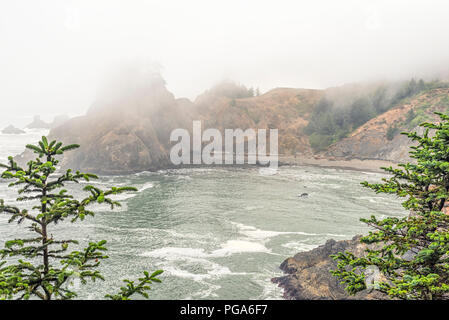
[0, 131, 405, 299]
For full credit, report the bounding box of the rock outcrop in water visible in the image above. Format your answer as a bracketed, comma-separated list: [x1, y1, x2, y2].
[2, 125, 25, 134]
[25, 115, 51, 129]
[48, 70, 194, 174]
[272, 236, 386, 300]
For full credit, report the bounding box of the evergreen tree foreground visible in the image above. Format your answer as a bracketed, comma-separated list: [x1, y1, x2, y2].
[332, 112, 449, 300]
[0, 137, 162, 300]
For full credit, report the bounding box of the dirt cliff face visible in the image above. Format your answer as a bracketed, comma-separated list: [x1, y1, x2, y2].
[194, 87, 322, 156]
[47, 83, 322, 174]
[325, 88, 449, 162]
[272, 236, 386, 300]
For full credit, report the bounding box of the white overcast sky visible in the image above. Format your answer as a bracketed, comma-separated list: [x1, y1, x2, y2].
[1, 0, 449, 125]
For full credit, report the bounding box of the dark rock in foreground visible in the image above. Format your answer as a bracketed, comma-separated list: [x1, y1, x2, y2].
[2, 125, 26, 134]
[272, 236, 386, 300]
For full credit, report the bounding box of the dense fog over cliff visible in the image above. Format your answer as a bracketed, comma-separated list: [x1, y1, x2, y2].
[1, 0, 449, 127]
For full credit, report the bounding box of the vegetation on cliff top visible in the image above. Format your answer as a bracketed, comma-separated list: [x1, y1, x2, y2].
[331, 112, 449, 300]
[0, 137, 162, 300]
[305, 79, 449, 151]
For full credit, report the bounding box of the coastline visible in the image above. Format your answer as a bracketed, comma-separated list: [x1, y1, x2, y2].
[279, 156, 399, 174]
[273, 156, 399, 299]
[48, 157, 400, 176]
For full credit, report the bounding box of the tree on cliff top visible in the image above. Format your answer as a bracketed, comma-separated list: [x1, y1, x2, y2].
[0, 137, 162, 300]
[332, 112, 449, 300]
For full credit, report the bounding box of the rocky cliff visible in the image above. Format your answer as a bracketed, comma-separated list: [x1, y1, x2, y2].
[49, 73, 194, 174]
[325, 88, 449, 162]
[272, 236, 386, 300]
[16, 76, 449, 174]
[44, 78, 322, 174]
[194, 86, 322, 156]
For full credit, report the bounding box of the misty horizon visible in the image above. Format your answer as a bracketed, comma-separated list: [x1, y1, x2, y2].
[1, 0, 449, 127]
[2, 1, 449, 304]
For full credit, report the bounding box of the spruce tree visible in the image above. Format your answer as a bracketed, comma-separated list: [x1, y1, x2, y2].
[331, 112, 449, 300]
[0, 137, 162, 300]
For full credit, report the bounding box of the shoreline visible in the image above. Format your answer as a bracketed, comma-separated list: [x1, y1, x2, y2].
[279, 156, 399, 173]
[89, 157, 400, 176]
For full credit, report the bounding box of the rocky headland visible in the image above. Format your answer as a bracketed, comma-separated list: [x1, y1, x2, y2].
[29, 72, 323, 174]
[272, 236, 386, 300]
[14, 72, 449, 175]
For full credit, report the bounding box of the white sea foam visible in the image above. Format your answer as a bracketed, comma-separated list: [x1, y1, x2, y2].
[139, 182, 154, 192]
[140, 247, 208, 259]
[282, 241, 319, 252]
[194, 283, 221, 299]
[254, 272, 284, 300]
[325, 233, 349, 237]
[258, 167, 278, 176]
[231, 222, 320, 240]
[134, 171, 153, 176]
[176, 175, 192, 180]
[163, 266, 211, 281]
[141, 246, 250, 283]
[140, 241, 271, 259]
[211, 240, 271, 256]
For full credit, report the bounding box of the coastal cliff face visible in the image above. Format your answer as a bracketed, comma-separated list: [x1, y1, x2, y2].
[49, 75, 194, 174]
[272, 236, 386, 300]
[194, 86, 322, 156]
[19, 77, 448, 174]
[325, 88, 449, 162]
[46, 79, 321, 174]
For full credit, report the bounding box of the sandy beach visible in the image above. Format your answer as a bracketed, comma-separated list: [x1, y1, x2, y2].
[279, 156, 400, 173]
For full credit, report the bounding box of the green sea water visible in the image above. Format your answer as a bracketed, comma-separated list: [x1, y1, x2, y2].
[0, 131, 405, 299]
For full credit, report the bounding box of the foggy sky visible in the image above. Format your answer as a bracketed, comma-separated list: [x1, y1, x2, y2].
[1, 0, 449, 127]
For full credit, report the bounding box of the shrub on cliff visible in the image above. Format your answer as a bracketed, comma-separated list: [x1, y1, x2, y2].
[305, 79, 445, 151]
[386, 124, 399, 141]
[0, 137, 162, 300]
[331, 112, 449, 300]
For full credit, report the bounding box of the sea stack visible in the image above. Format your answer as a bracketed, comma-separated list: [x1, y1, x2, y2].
[25, 115, 51, 129]
[1, 125, 26, 134]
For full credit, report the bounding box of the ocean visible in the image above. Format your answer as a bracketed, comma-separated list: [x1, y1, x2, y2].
[0, 130, 405, 299]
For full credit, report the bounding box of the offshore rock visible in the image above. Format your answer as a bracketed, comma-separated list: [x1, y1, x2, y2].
[2, 125, 25, 134]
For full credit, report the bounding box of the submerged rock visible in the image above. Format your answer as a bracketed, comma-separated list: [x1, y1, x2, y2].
[272, 235, 386, 300]
[2, 125, 25, 134]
